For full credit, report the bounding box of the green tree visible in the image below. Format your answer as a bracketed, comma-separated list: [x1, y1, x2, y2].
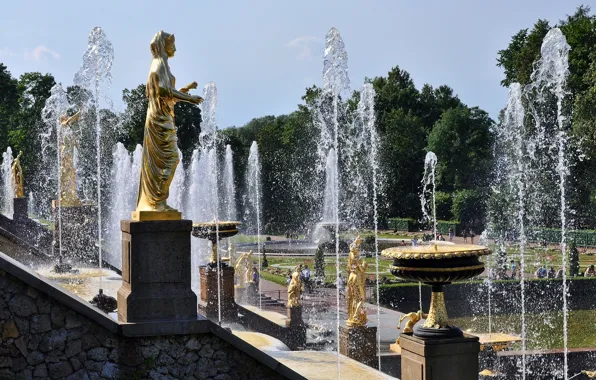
[569, 241, 580, 277]
[0, 63, 19, 154]
[8, 72, 56, 185]
[427, 106, 494, 192]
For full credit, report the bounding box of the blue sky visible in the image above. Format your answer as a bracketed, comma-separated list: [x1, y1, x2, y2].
[0, 0, 592, 128]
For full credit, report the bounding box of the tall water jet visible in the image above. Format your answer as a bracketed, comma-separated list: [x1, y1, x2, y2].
[319, 26, 349, 373]
[222, 145, 237, 221]
[1, 148, 14, 217]
[356, 82, 382, 369]
[41, 84, 71, 262]
[322, 148, 338, 223]
[245, 141, 262, 308]
[421, 151, 438, 239]
[74, 26, 114, 290]
[526, 27, 571, 379]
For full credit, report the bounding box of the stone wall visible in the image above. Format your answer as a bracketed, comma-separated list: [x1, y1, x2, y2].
[0, 255, 298, 380]
[379, 278, 596, 317]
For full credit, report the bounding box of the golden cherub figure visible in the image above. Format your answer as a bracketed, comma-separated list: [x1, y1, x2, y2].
[396, 310, 428, 345]
[346, 235, 368, 327]
[287, 265, 302, 308]
[234, 250, 252, 288]
[11, 150, 24, 198]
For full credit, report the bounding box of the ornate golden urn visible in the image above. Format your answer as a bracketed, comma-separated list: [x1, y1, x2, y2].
[381, 243, 491, 338]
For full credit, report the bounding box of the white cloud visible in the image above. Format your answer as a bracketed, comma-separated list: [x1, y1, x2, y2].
[286, 36, 319, 61]
[24, 45, 60, 61]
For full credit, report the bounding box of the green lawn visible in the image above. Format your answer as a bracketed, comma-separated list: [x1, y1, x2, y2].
[452, 310, 596, 350]
[255, 255, 394, 284]
[486, 244, 596, 275]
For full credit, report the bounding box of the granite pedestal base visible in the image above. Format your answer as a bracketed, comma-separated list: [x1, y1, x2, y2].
[199, 265, 236, 320]
[117, 219, 197, 322]
[339, 325, 378, 368]
[12, 198, 27, 221]
[399, 333, 480, 380]
[285, 306, 307, 349]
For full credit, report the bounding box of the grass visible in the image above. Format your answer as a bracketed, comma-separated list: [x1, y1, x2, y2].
[452, 310, 596, 350]
[486, 243, 596, 275]
[260, 271, 288, 287]
[255, 255, 394, 284]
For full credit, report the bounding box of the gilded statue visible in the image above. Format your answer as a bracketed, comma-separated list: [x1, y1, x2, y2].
[287, 265, 302, 308]
[234, 250, 253, 287]
[135, 31, 203, 216]
[346, 236, 368, 327]
[396, 310, 428, 345]
[59, 111, 81, 206]
[11, 151, 24, 198]
[227, 243, 236, 262]
[583, 370, 596, 378]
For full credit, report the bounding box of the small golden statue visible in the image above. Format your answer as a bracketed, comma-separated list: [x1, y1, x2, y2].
[583, 370, 596, 378]
[11, 151, 24, 198]
[346, 236, 368, 327]
[227, 243, 236, 262]
[59, 111, 82, 206]
[396, 310, 428, 345]
[234, 250, 253, 288]
[135, 31, 204, 219]
[287, 265, 302, 308]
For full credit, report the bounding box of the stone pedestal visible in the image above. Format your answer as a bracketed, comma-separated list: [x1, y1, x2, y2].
[117, 219, 197, 322]
[285, 306, 306, 349]
[12, 198, 27, 221]
[399, 333, 480, 380]
[199, 265, 236, 320]
[339, 325, 378, 368]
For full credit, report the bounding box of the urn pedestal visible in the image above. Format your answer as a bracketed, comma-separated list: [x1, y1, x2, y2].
[400, 333, 480, 380]
[285, 305, 306, 349]
[339, 325, 378, 368]
[199, 265, 236, 320]
[117, 219, 197, 322]
[12, 197, 27, 221]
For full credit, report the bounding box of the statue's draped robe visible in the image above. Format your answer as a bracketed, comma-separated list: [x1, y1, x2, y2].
[137, 66, 179, 210]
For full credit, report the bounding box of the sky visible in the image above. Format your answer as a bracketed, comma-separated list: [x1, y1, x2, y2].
[0, 0, 593, 129]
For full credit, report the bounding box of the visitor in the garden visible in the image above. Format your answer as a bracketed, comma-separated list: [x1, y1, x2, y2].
[535, 265, 547, 279]
[337, 273, 345, 297]
[470, 229, 476, 244]
[510, 260, 517, 279]
[547, 267, 555, 278]
[302, 265, 311, 281]
[556, 267, 564, 278]
[516, 261, 521, 279]
[448, 227, 454, 242]
[463, 230, 468, 243]
[585, 264, 596, 277]
[252, 267, 260, 284]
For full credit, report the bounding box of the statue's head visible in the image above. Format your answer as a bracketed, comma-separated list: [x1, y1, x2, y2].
[151, 31, 176, 60]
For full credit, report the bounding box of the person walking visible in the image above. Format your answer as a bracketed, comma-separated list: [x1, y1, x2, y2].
[470, 230, 476, 244]
[463, 229, 468, 243]
[448, 226, 454, 242]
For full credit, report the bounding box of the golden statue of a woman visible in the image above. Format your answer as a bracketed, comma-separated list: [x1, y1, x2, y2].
[134, 31, 203, 220]
[11, 151, 24, 198]
[234, 250, 253, 287]
[59, 111, 81, 206]
[287, 265, 302, 308]
[346, 235, 368, 327]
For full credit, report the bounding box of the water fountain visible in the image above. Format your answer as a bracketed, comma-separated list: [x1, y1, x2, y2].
[245, 141, 263, 307]
[421, 151, 438, 239]
[222, 144, 237, 221]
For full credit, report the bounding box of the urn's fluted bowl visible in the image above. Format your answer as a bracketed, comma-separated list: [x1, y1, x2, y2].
[192, 221, 241, 241]
[381, 244, 491, 284]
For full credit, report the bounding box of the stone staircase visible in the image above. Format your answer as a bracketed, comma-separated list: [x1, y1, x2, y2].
[257, 293, 286, 308]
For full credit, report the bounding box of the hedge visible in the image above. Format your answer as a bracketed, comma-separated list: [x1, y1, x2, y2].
[388, 217, 414, 232]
